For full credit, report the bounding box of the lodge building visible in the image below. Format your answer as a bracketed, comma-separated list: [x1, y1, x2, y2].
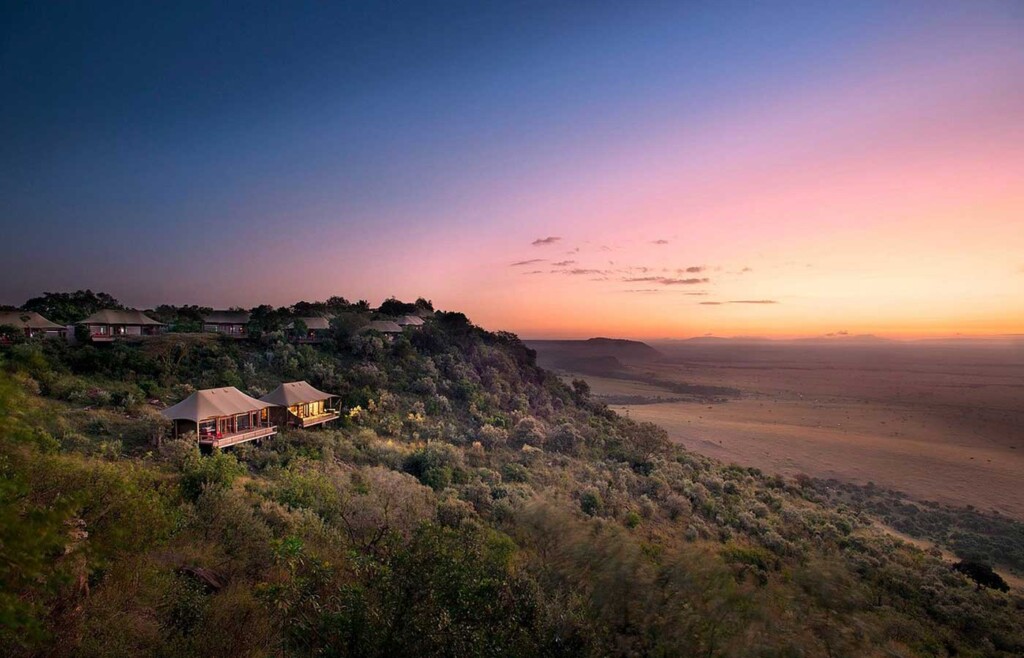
[202, 310, 250, 338]
[260, 381, 340, 429]
[0, 311, 67, 340]
[80, 309, 165, 341]
[161, 386, 277, 449]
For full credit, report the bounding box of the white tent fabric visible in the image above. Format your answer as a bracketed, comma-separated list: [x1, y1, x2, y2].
[0, 311, 64, 330]
[161, 387, 273, 422]
[80, 309, 164, 326]
[259, 381, 335, 407]
[396, 315, 424, 326]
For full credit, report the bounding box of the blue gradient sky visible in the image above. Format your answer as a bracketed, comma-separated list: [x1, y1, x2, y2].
[2, 1, 1022, 337]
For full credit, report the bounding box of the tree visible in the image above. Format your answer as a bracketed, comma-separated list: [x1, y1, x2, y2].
[246, 305, 289, 338]
[149, 305, 212, 332]
[21, 290, 124, 324]
[334, 467, 434, 552]
[953, 559, 1010, 592]
[378, 297, 417, 316]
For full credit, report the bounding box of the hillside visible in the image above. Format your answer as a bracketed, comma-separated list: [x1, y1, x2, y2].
[526, 337, 662, 371]
[1, 311, 1022, 657]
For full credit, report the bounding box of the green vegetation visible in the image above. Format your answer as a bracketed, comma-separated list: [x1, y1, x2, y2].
[1, 299, 1022, 656]
[809, 478, 1024, 576]
[20, 290, 125, 324]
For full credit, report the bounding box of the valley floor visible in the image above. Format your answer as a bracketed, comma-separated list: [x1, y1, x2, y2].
[567, 342, 1024, 519]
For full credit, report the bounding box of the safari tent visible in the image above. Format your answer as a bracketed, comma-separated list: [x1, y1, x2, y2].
[161, 386, 276, 448]
[0, 311, 67, 339]
[202, 310, 250, 338]
[260, 381, 340, 428]
[290, 316, 331, 343]
[80, 309, 165, 341]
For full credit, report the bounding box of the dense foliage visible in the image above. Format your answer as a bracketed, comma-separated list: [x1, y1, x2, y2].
[1, 304, 1021, 656]
[20, 290, 125, 325]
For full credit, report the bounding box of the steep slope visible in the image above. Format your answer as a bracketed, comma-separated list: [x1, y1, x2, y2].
[0, 313, 1021, 657]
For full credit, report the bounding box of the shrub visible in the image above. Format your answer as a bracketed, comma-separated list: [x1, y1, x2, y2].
[580, 488, 604, 517]
[547, 422, 583, 455]
[404, 443, 465, 491]
[179, 449, 245, 502]
[476, 424, 508, 450]
[510, 417, 545, 449]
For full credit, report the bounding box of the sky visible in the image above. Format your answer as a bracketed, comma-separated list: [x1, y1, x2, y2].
[1, 1, 1022, 339]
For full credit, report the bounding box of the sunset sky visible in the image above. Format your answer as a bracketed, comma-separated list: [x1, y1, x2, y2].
[2, 1, 1022, 339]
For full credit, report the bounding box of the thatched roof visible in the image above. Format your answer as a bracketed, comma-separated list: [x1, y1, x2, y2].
[0, 311, 64, 330]
[202, 310, 251, 324]
[291, 316, 330, 330]
[259, 381, 335, 406]
[363, 320, 403, 334]
[161, 387, 273, 422]
[80, 309, 164, 326]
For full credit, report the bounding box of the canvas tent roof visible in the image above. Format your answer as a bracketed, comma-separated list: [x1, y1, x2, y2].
[291, 316, 330, 330]
[161, 386, 273, 422]
[259, 381, 335, 407]
[81, 309, 164, 326]
[203, 310, 251, 324]
[0, 311, 64, 330]
[396, 315, 424, 326]
[363, 320, 403, 334]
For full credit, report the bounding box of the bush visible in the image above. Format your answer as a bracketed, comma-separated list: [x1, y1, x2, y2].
[510, 417, 545, 449]
[404, 443, 465, 491]
[580, 488, 604, 517]
[547, 422, 583, 455]
[179, 448, 245, 501]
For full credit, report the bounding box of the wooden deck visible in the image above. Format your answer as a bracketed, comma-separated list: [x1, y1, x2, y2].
[298, 410, 340, 428]
[199, 424, 277, 449]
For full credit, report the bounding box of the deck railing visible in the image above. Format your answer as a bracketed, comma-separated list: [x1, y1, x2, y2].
[200, 424, 277, 449]
[298, 410, 340, 428]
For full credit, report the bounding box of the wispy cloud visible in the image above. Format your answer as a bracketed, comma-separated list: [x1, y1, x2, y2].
[729, 299, 778, 304]
[532, 236, 561, 246]
[552, 260, 576, 267]
[680, 265, 705, 273]
[511, 258, 545, 267]
[699, 301, 722, 305]
[651, 239, 669, 245]
[565, 268, 610, 276]
[623, 276, 709, 285]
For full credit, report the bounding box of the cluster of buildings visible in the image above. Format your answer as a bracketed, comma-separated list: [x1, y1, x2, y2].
[161, 380, 341, 449]
[0, 308, 427, 344]
[0, 308, 169, 342]
[2, 306, 431, 449]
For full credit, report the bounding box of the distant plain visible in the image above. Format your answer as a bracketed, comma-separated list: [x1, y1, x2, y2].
[534, 339, 1024, 519]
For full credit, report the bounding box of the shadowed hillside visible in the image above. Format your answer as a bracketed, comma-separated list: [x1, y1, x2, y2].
[1, 307, 1022, 657]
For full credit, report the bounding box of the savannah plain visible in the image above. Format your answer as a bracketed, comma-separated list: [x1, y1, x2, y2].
[534, 339, 1024, 520]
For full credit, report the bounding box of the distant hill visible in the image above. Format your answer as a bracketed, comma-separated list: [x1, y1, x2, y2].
[526, 337, 661, 373]
[657, 334, 896, 346]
